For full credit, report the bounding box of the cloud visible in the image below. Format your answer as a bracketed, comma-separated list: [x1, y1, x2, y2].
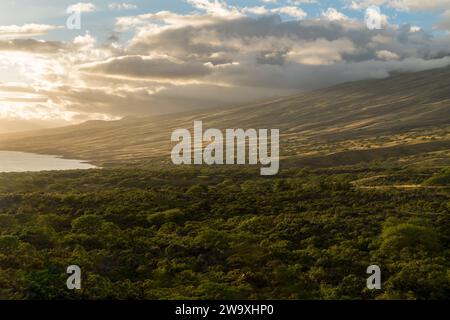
[321, 8, 350, 21]
[347, 1, 385, 10]
[287, 38, 357, 65]
[242, 6, 271, 15]
[185, 0, 306, 20]
[0, 39, 66, 53]
[86, 15, 450, 111]
[0, 24, 62, 39]
[2, 8, 450, 127]
[81, 55, 212, 80]
[365, 4, 390, 27]
[376, 49, 400, 60]
[242, 6, 307, 19]
[271, 6, 307, 19]
[115, 11, 224, 31]
[388, 0, 450, 11]
[348, 0, 450, 11]
[186, 0, 243, 18]
[66, 2, 96, 13]
[109, 3, 138, 10]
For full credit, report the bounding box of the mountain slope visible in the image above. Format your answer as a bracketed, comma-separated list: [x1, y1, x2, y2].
[1, 66, 449, 166]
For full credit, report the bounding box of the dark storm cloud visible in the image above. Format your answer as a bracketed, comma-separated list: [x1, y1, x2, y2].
[81, 55, 212, 80]
[0, 39, 67, 53]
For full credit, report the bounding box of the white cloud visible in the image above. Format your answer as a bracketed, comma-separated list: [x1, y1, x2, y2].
[365, 5, 390, 27]
[185, 0, 243, 18]
[109, 3, 138, 10]
[242, 5, 307, 19]
[242, 6, 270, 15]
[347, 0, 384, 10]
[185, 0, 307, 20]
[376, 50, 400, 60]
[66, 2, 96, 13]
[321, 8, 350, 21]
[115, 11, 223, 32]
[73, 32, 96, 47]
[272, 6, 307, 19]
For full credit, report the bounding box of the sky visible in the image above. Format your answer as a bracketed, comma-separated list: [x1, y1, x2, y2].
[1, 0, 450, 133]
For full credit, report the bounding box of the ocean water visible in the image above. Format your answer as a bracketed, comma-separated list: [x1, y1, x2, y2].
[0, 151, 97, 172]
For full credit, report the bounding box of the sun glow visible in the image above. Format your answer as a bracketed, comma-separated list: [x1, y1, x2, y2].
[0, 100, 76, 121]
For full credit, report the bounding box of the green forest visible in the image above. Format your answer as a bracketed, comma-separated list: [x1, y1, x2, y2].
[0, 163, 449, 300]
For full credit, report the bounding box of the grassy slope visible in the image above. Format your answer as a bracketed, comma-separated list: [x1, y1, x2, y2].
[0, 67, 449, 166]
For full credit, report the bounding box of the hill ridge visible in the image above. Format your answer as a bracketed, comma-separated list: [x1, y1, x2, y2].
[1, 66, 449, 166]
